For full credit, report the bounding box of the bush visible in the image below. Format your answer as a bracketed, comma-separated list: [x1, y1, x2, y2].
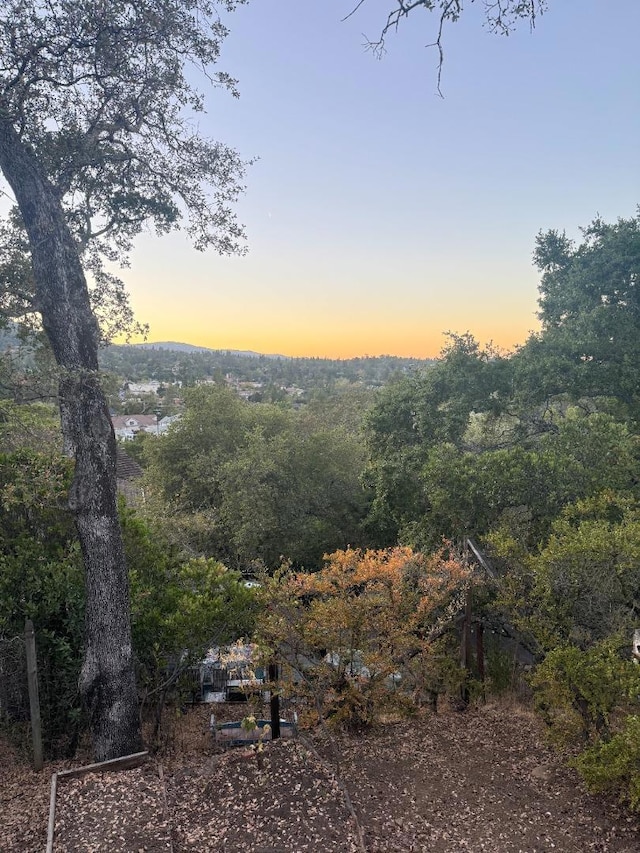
[529, 640, 637, 746]
[574, 715, 640, 811]
[0, 447, 260, 755]
[258, 545, 470, 730]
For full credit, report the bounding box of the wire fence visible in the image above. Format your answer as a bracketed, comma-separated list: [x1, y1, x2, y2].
[0, 633, 29, 724]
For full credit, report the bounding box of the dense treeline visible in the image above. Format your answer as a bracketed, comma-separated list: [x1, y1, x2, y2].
[359, 212, 640, 807]
[1, 211, 640, 808]
[98, 344, 434, 390]
[139, 384, 373, 570]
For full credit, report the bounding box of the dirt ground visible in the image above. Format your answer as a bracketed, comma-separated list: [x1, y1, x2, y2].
[2, 701, 639, 852]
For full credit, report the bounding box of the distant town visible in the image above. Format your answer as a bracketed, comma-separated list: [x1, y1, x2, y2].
[99, 341, 435, 423]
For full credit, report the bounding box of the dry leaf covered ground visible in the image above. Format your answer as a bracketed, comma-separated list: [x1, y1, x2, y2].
[2, 702, 639, 852]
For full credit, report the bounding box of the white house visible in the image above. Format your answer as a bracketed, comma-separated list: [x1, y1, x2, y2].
[111, 413, 182, 440]
[126, 381, 161, 394]
[111, 414, 158, 440]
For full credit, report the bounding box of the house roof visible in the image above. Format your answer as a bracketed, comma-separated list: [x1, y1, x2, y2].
[116, 446, 144, 481]
[112, 414, 158, 429]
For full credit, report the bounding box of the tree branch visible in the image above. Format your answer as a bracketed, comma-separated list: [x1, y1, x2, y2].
[348, 0, 546, 94]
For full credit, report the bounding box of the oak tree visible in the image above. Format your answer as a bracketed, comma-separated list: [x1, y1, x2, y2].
[0, 0, 247, 759]
[522, 212, 640, 415]
[144, 384, 371, 570]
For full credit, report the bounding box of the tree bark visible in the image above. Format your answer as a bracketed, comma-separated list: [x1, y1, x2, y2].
[0, 118, 142, 760]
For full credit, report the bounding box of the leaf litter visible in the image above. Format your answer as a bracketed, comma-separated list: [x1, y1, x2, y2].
[2, 703, 639, 852]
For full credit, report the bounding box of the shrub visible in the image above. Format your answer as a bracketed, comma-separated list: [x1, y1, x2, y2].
[258, 545, 469, 730]
[529, 640, 637, 746]
[574, 715, 640, 811]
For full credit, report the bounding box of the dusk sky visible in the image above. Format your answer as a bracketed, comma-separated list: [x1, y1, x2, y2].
[124, 1, 639, 359]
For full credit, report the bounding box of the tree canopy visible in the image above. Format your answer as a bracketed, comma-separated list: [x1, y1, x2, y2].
[0, 0, 247, 258]
[143, 385, 372, 570]
[0, 0, 249, 760]
[519, 211, 640, 414]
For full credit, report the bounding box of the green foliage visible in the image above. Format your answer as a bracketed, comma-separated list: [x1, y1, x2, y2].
[365, 334, 513, 544]
[490, 492, 640, 652]
[516, 211, 640, 416]
[536, 213, 640, 336]
[530, 639, 640, 811]
[0, 447, 84, 753]
[574, 715, 640, 811]
[484, 640, 518, 696]
[0, 400, 60, 450]
[530, 640, 638, 745]
[403, 410, 640, 549]
[99, 344, 433, 390]
[144, 385, 371, 569]
[532, 505, 640, 649]
[367, 333, 510, 455]
[0, 440, 258, 755]
[487, 487, 640, 813]
[122, 505, 260, 704]
[365, 209, 640, 548]
[219, 424, 368, 569]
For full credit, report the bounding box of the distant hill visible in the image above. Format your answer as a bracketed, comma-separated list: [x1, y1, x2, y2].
[134, 342, 288, 359]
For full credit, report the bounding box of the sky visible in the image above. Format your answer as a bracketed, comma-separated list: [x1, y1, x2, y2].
[123, 0, 640, 359]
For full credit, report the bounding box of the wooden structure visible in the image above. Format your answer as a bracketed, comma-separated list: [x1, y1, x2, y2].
[210, 717, 295, 747]
[46, 751, 149, 853]
[459, 538, 538, 703]
[24, 619, 43, 771]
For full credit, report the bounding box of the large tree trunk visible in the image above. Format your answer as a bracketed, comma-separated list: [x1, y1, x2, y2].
[0, 119, 142, 760]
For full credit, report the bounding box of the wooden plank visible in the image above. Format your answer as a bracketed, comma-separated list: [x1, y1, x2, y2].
[56, 750, 149, 782]
[24, 619, 43, 771]
[466, 537, 498, 579]
[45, 772, 57, 853]
[157, 764, 175, 853]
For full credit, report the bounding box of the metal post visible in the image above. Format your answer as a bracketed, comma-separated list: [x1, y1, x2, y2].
[25, 619, 44, 770]
[268, 662, 280, 739]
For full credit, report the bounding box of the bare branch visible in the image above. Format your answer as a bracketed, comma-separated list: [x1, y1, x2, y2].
[351, 0, 547, 94]
[341, 0, 368, 24]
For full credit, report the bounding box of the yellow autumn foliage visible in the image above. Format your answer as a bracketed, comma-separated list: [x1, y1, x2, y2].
[258, 545, 469, 729]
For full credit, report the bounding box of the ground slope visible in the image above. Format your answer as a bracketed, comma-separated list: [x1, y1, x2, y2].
[2, 703, 638, 852]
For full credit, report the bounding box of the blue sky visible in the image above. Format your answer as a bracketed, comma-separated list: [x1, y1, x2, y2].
[126, 0, 640, 357]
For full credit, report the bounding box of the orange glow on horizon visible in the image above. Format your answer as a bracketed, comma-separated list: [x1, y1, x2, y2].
[121, 317, 538, 360]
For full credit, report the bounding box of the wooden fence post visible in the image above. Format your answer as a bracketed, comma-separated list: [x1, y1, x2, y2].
[457, 542, 470, 705]
[460, 585, 472, 707]
[476, 621, 485, 702]
[24, 619, 43, 771]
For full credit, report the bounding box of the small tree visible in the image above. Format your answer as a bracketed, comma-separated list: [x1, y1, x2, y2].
[259, 546, 469, 729]
[123, 508, 260, 741]
[0, 438, 258, 755]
